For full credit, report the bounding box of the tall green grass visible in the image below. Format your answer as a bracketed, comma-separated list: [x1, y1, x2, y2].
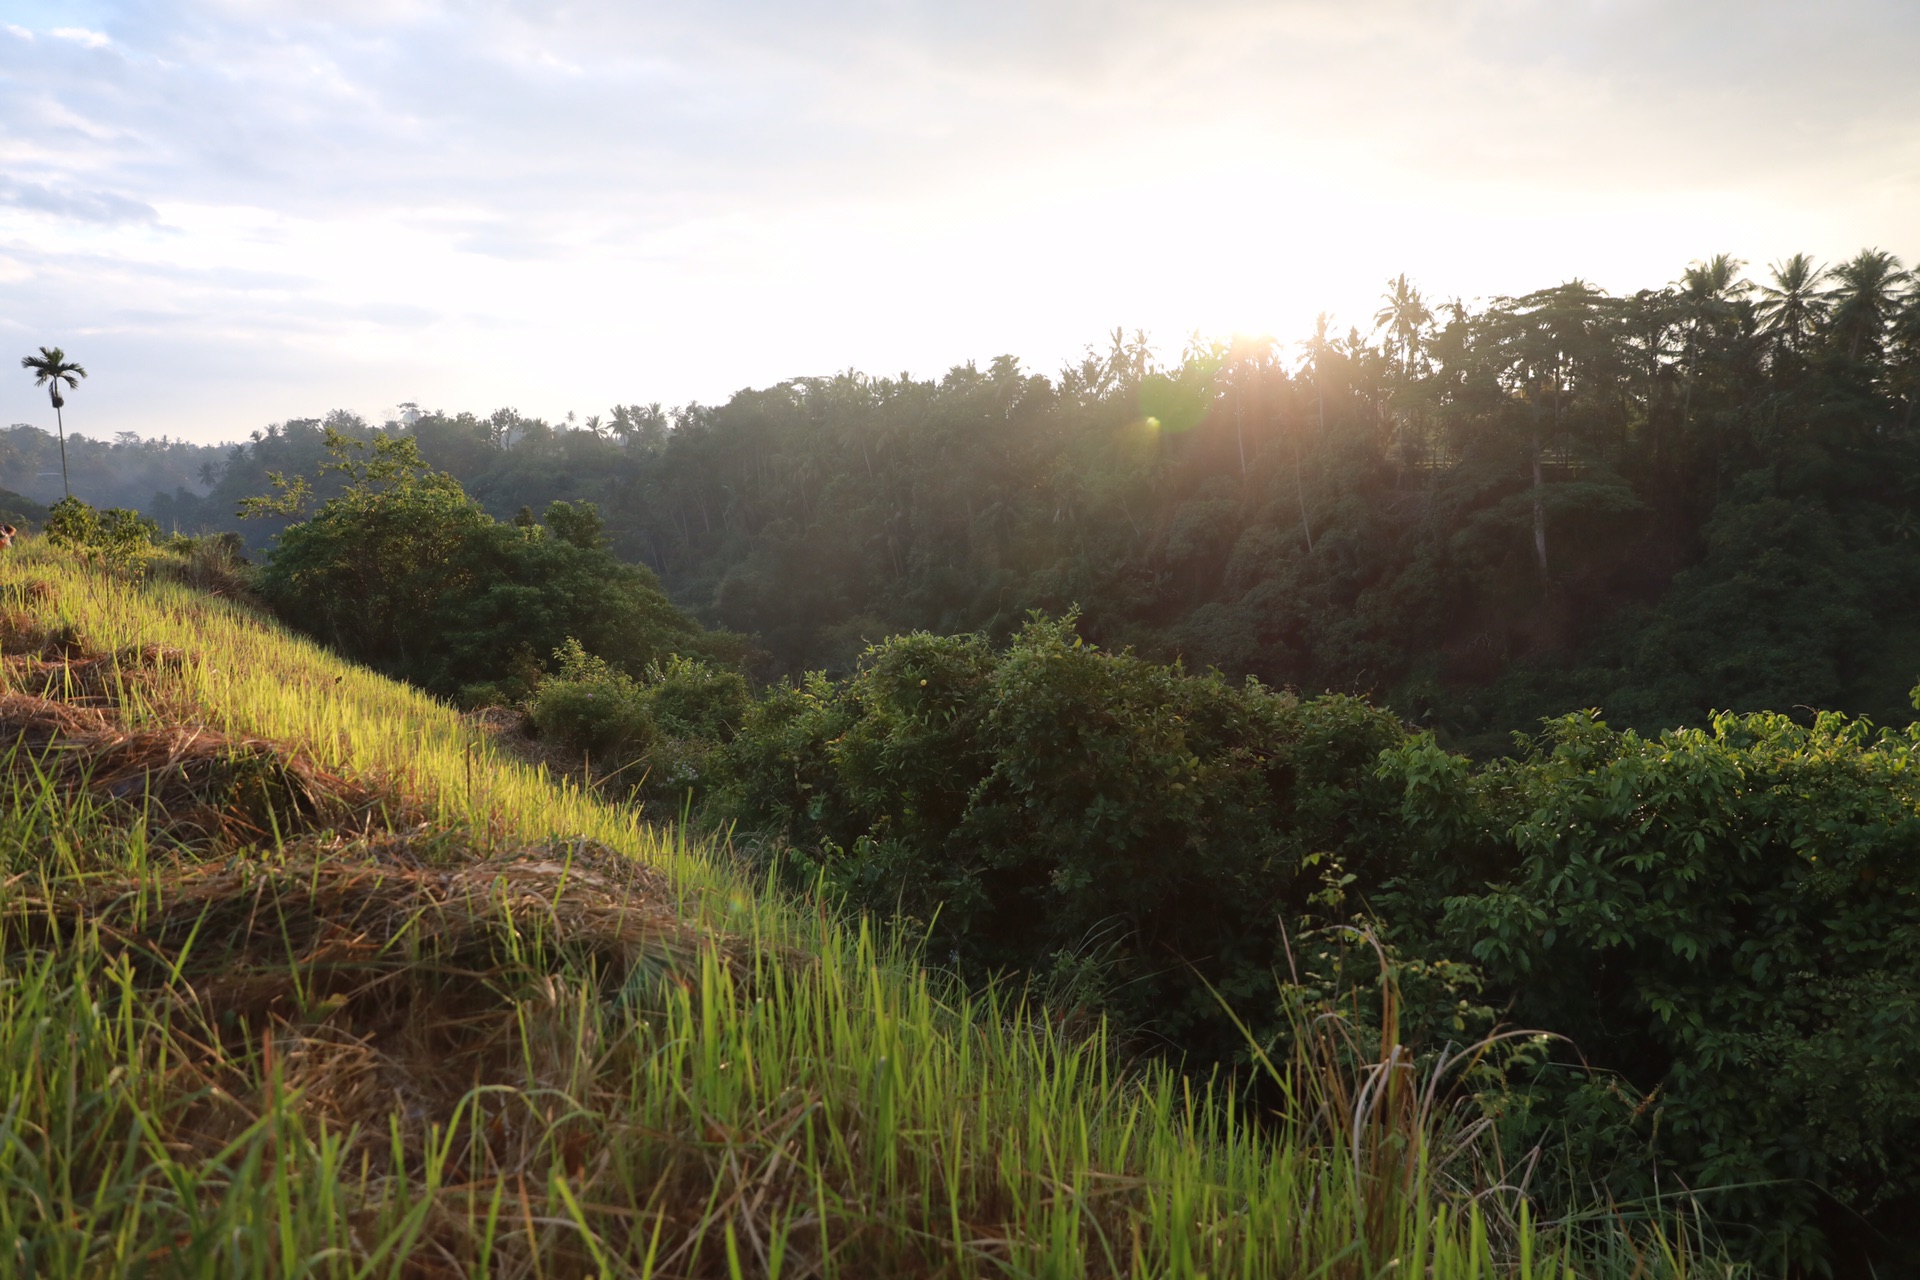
[0, 545, 1714, 1277]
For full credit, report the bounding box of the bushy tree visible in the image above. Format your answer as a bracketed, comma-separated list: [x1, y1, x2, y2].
[43, 495, 161, 568]
[529, 639, 749, 808]
[250, 431, 736, 697]
[1388, 706, 1920, 1271]
[708, 616, 1920, 1270]
[713, 614, 1409, 1057]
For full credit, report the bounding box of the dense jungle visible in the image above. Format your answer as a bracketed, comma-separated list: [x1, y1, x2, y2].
[12, 250, 1919, 752]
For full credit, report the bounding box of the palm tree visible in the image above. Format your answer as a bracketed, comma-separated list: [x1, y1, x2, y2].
[1221, 334, 1273, 480]
[1828, 248, 1909, 363]
[19, 346, 86, 498]
[1754, 254, 1829, 357]
[1518, 280, 1613, 580]
[1675, 255, 1749, 430]
[1102, 327, 1155, 391]
[1373, 273, 1433, 378]
[1299, 312, 1336, 438]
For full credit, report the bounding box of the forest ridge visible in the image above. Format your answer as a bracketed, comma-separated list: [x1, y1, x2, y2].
[8, 249, 1919, 748]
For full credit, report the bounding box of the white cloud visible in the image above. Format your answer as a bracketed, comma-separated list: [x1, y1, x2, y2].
[0, 177, 156, 224]
[0, 0, 1916, 441]
[49, 26, 110, 47]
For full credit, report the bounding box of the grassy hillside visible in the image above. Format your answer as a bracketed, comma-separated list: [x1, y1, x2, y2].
[0, 543, 1700, 1277]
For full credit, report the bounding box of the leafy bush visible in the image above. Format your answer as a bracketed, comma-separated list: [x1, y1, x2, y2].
[527, 638, 657, 762]
[43, 496, 160, 567]
[713, 614, 1412, 1059]
[708, 614, 1920, 1270]
[1388, 707, 1920, 1270]
[541, 499, 605, 550]
[529, 639, 749, 806]
[250, 431, 742, 697]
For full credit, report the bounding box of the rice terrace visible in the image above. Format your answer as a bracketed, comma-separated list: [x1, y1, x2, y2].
[7, 2, 1920, 1276]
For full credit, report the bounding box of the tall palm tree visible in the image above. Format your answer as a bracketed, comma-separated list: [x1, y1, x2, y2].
[1373, 273, 1432, 377]
[19, 346, 86, 498]
[1675, 255, 1748, 431]
[1828, 248, 1909, 363]
[1680, 253, 1748, 304]
[1753, 254, 1829, 356]
[1298, 312, 1336, 434]
[1221, 333, 1273, 480]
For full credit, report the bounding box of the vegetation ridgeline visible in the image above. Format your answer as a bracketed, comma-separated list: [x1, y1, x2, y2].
[17, 249, 1920, 750]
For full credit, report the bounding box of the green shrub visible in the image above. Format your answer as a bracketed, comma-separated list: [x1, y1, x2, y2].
[709, 614, 1920, 1270]
[542, 498, 605, 550]
[529, 640, 749, 807]
[528, 638, 658, 763]
[40, 495, 161, 571]
[250, 431, 740, 697]
[43, 497, 160, 567]
[1384, 707, 1920, 1271]
[713, 614, 1411, 1059]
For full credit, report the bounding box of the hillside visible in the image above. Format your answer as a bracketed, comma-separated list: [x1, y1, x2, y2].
[0, 543, 1689, 1277]
[0, 486, 48, 533]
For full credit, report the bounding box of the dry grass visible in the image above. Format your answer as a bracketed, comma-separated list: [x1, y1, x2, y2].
[0, 689, 401, 849]
[464, 703, 601, 788]
[12, 830, 736, 1176]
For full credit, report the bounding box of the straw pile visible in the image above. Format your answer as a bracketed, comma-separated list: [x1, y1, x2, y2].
[0, 610, 408, 846]
[0, 689, 394, 845]
[67, 832, 711, 997]
[2, 606, 188, 703]
[5, 835, 753, 1205]
[3, 642, 187, 703]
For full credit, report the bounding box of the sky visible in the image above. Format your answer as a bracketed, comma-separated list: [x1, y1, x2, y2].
[2, 0, 1918, 443]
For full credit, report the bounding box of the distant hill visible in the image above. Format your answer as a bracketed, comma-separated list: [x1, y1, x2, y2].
[0, 486, 49, 531]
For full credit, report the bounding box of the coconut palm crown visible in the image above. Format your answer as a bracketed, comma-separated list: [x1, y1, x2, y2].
[1755, 254, 1830, 357]
[20, 346, 86, 499]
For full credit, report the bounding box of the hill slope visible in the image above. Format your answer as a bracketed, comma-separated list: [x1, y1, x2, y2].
[0, 543, 1691, 1277]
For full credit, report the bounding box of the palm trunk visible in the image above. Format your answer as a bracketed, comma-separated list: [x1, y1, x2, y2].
[1234, 390, 1247, 478]
[54, 398, 70, 499]
[1531, 430, 1548, 583]
[1294, 429, 1313, 552]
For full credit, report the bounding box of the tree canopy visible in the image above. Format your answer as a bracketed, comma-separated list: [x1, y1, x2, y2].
[248, 430, 739, 699]
[30, 248, 1920, 746]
